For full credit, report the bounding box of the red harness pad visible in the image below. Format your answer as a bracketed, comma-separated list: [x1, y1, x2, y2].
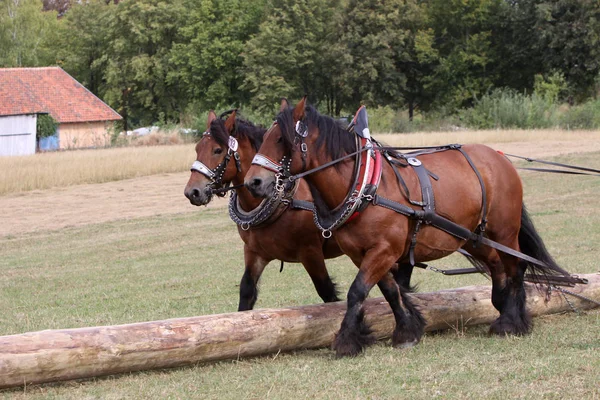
[347, 142, 382, 223]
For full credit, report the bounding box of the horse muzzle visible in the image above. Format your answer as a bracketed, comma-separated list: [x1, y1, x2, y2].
[184, 185, 213, 206]
[245, 174, 275, 198]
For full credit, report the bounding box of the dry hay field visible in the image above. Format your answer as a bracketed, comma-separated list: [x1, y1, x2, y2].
[1, 129, 600, 399]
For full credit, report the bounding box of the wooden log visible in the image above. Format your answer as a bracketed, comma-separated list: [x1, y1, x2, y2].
[1, 273, 598, 389]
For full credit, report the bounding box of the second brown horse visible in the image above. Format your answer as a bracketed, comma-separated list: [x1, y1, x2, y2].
[184, 110, 342, 311]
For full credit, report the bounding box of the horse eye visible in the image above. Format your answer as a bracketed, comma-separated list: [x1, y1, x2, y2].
[214, 147, 223, 155]
[276, 136, 283, 144]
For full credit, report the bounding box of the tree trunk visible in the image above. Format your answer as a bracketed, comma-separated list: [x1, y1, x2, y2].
[1, 274, 598, 389]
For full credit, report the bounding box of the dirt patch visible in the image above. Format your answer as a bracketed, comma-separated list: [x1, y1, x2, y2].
[2, 140, 599, 236]
[1, 172, 227, 236]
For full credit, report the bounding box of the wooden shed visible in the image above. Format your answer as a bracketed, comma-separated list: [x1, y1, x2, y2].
[0, 67, 122, 155]
[0, 114, 37, 156]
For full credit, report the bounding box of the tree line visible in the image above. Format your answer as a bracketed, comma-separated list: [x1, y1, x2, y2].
[1, 0, 599, 129]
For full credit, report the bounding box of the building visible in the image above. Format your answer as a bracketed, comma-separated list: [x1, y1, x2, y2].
[0, 67, 122, 156]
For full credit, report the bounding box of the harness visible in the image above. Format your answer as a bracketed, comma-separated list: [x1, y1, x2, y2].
[229, 179, 300, 230]
[372, 144, 488, 266]
[190, 131, 242, 197]
[251, 117, 493, 267]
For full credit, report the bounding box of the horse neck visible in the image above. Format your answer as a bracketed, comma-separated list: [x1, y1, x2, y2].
[232, 141, 263, 212]
[306, 150, 356, 210]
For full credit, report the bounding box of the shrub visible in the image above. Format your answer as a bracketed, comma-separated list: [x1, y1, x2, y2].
[459, 88, 559, 129]
[36, 114, 58, 138]
[559, 99, 600, 130]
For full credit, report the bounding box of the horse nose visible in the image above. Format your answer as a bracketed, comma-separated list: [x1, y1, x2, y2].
[185, 187, 201, 201]
[249, 178, 263, 189]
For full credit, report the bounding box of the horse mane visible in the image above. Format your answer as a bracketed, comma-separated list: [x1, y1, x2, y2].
[277, 104, 356, 160]
[209, 113, 266, 152]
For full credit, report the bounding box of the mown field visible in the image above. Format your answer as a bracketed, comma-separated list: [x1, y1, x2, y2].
[1, 143, 599, 399]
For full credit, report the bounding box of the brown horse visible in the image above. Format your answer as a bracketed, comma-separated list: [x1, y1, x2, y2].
[245, 98, 573, 357]
[184, 109, 343, 311]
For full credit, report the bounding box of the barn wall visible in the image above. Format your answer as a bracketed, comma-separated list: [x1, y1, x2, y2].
[58, 121, 112, 149]
[0, 114, 36, 156]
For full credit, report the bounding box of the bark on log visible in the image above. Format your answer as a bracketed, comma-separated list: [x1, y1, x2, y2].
[1, 274, 598, 389]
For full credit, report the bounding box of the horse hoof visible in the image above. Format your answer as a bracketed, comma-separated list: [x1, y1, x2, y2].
[489, 315, 531, 336]
[332, 328, 375, 358]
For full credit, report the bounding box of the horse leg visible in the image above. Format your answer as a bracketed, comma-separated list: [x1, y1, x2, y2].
[391, 262, 416, 291]
[490, 249, 530, 336]
[238, 247, 269, 312]
[299, 250, 340, 303]
[377, 273, 425, 348]
[465, 238, 530, 335]
[333, 250, 397, 357]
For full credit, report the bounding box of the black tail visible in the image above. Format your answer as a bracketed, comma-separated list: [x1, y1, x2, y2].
[518, 204, 572, 281]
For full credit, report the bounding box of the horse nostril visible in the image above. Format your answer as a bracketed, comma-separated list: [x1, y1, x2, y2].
[190, 188, 200, 199]
[251, 178, 262, 188]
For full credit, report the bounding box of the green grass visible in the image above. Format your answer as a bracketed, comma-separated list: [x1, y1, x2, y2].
[2, 152, 600, 399]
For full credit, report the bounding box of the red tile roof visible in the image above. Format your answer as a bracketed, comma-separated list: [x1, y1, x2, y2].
[0, 67, 122, 123]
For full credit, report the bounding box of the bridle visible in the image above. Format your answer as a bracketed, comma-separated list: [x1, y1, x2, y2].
[190, 131, 242, 197]
[251, 120, 308, 185]
[250, 119, 310, 195]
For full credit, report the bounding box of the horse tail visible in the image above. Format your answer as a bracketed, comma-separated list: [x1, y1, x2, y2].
[518, 203, 571, 280]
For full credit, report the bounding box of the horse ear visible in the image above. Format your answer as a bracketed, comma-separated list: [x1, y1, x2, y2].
[224, 109, 237, 134]
[206, 110, 217, 130]
[293, 96, 307, 122]
[279, 98, 290, 113]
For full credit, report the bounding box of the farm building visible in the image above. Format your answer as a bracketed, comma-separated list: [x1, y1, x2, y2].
[0, 67, 122, 156]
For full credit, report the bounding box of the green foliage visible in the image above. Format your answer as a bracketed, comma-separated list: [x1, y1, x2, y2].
[242, 0, 348, 114]
[5, 0, 600, 130]
[425, 0, 503, 109]
[53, 0, 113, 96]
[170, 0, 267, 111]
[535, 0, 600, 101]
[459, 88, 559, 129]
[533, 71, 567, 103]
[0, 0, 59, 67]
[102, 0, 187, 127]
[36, 113, 58, 138]
[342, 0, 435, 118]
[560, 99, 600, 130]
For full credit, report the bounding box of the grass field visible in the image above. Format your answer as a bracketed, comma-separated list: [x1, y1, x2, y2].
[2, 129, 600, 195]
[1, 147, 600, 398]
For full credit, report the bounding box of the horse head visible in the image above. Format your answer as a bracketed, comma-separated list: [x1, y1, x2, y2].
[245, 97, 319, 197]
[184, 110, 241, 206]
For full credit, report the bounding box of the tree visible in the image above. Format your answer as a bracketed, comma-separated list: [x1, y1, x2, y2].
[342, 0, 436, 119]
[242, 0, 349, 115]
[52, 0, 113, 96]
[0, 0, 59, 67]
[534, 0, 600, 101]
[101, 0, 187, 127]
[169, 0, 267, 112]
[425, 0, 504, 109]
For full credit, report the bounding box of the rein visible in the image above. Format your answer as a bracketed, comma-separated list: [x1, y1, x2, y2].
[288, 146, 371, 182]
[502, 152, 600, 177]
[287, 144, 453, 182]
